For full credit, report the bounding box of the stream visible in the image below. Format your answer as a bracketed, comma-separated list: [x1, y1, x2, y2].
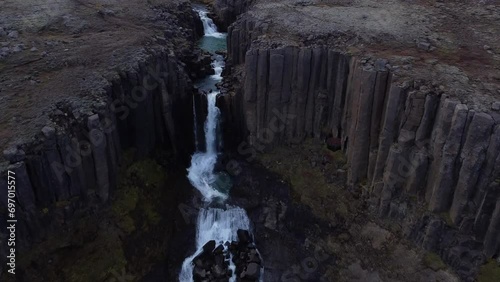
[179, 6, 260, 282]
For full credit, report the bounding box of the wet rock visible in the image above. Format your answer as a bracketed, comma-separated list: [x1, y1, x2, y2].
[0, 27, 6, 37]
[237, 229, 252, 244]
[203, 240, 216, 253]
[194, 267, 207, 278]
[191, 230, 262, 281]
[241, 262, 260, 279]
[214, 244, 224, 254]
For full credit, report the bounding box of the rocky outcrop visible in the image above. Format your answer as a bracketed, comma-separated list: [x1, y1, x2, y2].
[214, 0, 254, 30]
[191, 230, 262, 282]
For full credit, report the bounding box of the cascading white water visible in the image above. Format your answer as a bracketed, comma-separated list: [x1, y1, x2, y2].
[195, 7, 226, 38]
[179, 207, 250, 282]
[180, 6, 259, 282]
[187, 91, 228, 201]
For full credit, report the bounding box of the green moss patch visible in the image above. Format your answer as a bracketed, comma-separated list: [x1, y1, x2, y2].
[478, 259, 500, 282]
[423, 252, 447, 271]
[127, 159, 166, 188]
[112, 157, 167, 234]
[61, 233, 127, 282]
[258, 139, 356, 222]
[439, 212, 454, 226]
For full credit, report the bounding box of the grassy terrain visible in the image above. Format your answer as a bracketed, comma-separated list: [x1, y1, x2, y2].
[3, 149, 171, 282]
[423, 252, 447, 271]
[478, 259, 500, 282]
[257, 139, 354, 223]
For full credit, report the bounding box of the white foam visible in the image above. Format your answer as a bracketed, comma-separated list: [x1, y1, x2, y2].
[194, 8, 227, 39]
[179, 207, 251, 282]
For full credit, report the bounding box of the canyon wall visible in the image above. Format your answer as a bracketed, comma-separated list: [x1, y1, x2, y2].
[222, 14, 500, 280]
[213, 0, 254, 29]
[0, 50, 195, 250]
[0, 3, 206, 273]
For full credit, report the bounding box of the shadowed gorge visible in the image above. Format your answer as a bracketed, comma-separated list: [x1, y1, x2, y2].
[0, 0, 499, 281]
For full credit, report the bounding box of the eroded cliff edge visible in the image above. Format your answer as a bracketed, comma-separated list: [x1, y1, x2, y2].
[214, 0, 500, 280]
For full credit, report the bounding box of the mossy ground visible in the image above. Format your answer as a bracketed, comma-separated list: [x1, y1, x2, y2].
[423, 252, 447, 271]
[61, 233, 128, 282]
[257, 139, 355, 226]
[478, 259, 500, 282]
[256, 139, 461, 281]
[4, 149, 173, 282]
[112, 149, 167, 235]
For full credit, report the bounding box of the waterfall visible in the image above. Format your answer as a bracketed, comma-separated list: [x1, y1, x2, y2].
[180, 7, 260, 282]
[193, 95, 199, 151]
[194, 7, 226, 38]
[187, 91, 227, 201]
[179, 207, 251, 282]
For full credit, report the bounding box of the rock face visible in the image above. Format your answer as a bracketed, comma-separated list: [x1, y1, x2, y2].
[219, 7, 500, 280]
[0, 43, 196, 270]
[214, 0, 254, 29]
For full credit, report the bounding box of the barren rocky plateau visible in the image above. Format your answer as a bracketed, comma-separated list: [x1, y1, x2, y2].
[1, 0, 499, 155]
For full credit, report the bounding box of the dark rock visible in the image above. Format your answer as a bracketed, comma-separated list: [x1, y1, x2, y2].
[374, 59, 388, 71]
[417, 42, 431, 50]
[194, 266, 207, 278]
[214, 244, 224, 254]
[3, 147, 26, 163]
[7, 30, 18, 39]
[241, 262, 260, 280]
[326, 137, 341, 151]
[492, 102, 500, 111]
[237, 229, 252, 244]
[203, 240, 216, 253]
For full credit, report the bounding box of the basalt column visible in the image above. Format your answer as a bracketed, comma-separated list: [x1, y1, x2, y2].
[0, 51, 195, 255]
[225, 42, 500, 279]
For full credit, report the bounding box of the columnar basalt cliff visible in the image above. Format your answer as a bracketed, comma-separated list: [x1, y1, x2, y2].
[0, 2, 206, 276]
[217, 1, 500, 279]
[0, 49, 195, 250]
